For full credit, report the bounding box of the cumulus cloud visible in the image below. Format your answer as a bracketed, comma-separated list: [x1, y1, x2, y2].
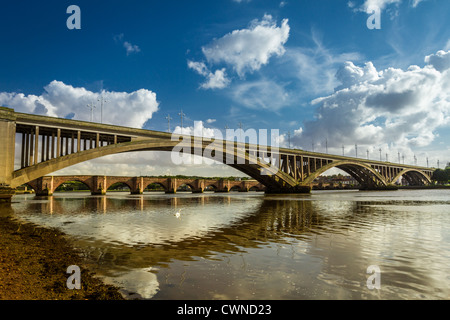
[187, 61, 230, 89]
[202, 14, 290, 77]
[290, 49, 450, 164]
[188, 15, 290, 89]
[0, 80, 159, 128]
[424, 50, 450, 72]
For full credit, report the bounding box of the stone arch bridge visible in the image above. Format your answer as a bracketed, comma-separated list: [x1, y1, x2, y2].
[0, 107, 436, 201]
[26, 175, 265, 196]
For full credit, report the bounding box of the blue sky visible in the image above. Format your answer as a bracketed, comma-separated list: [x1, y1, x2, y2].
[1, 0, 449, 176]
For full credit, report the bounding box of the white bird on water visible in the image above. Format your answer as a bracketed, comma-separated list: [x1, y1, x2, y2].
[175, 209, 182, 219]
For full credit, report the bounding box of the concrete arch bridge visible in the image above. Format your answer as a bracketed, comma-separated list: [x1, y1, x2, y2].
[0, 107, 435, 201]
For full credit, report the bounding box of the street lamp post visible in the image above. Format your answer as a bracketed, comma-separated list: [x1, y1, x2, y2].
[165, 114, 172, 133]
[178, 109, 186, 131]
[98, 94, 108, 124]
[86, 102, 96, 122]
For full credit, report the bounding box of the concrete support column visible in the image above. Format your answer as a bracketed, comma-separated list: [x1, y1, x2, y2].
[25, 131, 30, 167]
[300, 155, 304, 182]
[21, 132, 26, 168]
[34, 126, 39, 165]
[56, 128, 61, 157]
[77, 131, 81, 152]
[0, 108, 17, 201]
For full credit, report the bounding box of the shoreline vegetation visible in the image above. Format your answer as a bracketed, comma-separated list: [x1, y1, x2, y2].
[0, 212, 124, 300]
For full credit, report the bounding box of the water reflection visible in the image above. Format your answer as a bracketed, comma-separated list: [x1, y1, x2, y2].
[9, 190, 450, 300]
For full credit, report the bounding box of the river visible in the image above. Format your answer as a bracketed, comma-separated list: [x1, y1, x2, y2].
[4, 189, 450, 300]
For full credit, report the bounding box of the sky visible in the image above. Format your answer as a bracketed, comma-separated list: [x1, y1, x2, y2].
[1, 0, 449, 177]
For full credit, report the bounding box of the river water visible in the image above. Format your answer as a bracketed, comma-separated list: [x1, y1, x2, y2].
[4, 189, 450, 300]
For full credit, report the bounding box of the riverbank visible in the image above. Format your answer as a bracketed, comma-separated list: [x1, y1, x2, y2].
[0, 211, 124, 300]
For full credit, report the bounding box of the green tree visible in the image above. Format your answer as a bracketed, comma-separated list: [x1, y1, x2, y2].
[432, 169, 450, 184]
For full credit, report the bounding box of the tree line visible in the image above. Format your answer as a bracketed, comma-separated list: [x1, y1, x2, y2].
[432, 163, 450, 184]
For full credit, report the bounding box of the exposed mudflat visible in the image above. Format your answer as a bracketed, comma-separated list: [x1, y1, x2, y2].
[0, 214, 124, 300]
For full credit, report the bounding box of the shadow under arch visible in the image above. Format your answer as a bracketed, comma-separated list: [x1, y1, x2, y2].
[107, 182, 132, 192]
[53, 178, 92, 193]
[143, 181, 167, 192]
[391, 168, 432, 185]
[302, 160, 388, 188]
[177, 183, 194, 192]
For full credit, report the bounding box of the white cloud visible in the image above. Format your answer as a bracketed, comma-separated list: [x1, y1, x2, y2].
[114, 33, 141, 56]
[202, 14, 290, 78]
[361, 0, 401, 10]
[291, 49, 450, 164]
[187, 61, 230, 90]
[0, 80, 159, 128]
[188, 15, 290, 89]
[188, 15, 289, 89]
[206, 119, 216, 124]
[201, 68, 230, 90]
[123, 41, 141, 55]
[424, 50, 450, 72]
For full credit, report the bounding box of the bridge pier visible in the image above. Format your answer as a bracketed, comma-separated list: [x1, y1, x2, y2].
[0, 187, 15, 202]
[91, 176, 106, 195]
[130, 177, 144, 194]
[0, 108, 16, 202]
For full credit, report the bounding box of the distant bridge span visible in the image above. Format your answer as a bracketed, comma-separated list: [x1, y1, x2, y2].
[26, 175, 265, 196]
[0, 107, 435, 201]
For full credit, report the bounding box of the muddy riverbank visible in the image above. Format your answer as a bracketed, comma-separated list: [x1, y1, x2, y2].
[0, 210, 124, 300]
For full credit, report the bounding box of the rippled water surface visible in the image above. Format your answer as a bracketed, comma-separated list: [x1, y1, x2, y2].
[6, 189, 450, 300]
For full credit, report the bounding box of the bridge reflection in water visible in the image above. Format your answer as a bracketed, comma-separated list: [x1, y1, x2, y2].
[10, 190, 450, 300]
[9, 191, 403, 299]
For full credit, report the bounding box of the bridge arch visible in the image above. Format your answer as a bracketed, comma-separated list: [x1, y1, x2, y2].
[177, 183, 195, 192]
[143, 181, 168, 192]
[204, 184, 217, 192]
[230, 185, 242, 192]
[302, 160, 388, 188]
[107, 181, 132, 192]
[391, 168, 431, 186]
[249, 185, 262, 192]
[53, 178, 93, 193]
[11, 138, 295, 191]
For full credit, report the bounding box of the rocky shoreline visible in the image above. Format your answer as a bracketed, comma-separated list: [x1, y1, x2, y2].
[0, 212, 124, 300]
